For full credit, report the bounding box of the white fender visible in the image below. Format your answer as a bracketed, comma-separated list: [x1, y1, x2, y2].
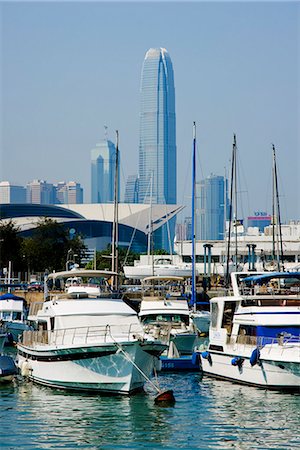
[20, 360, 31, 377]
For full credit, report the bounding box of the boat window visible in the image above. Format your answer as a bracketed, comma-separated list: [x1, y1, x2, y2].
[2, 312, 12, 320]
[221, 302, 236, 335]
[12, 312, 22, 320]
[211, 303, 219, 328]
[142, 314, 189, 326]
[38, 321, 48, 331]
[50, 317, 55, 331]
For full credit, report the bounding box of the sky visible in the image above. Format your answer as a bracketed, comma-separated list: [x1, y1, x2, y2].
[1, 1, 299, 223]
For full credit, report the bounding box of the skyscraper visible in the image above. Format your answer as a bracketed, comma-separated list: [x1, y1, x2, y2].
[197, 175, 228, 241]
[26, 180, 55, 204]
[124, 175, 139, 203]
[55, 181, 83, 204]
[91, 140, 120, 203]
[138, 48, 176, 250]
[0, 181, 26, 204]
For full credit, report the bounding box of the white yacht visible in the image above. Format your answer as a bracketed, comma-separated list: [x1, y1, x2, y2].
[200, 272, 300, 390]
[17, 270, 166, 394]
[0, 292, 31, 343]
[139, 276, 197, 356]
[124, 257, 194, 280]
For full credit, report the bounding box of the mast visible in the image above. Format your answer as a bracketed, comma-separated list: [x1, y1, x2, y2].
[234, 135, 238, 270]
[272, 144, 284, 271]
[191, 122, 196, 307]
[111, 130, 119, 290]
[225, 134, 236, 288]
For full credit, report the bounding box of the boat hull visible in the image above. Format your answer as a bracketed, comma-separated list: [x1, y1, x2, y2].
[17, 341, 161, 394]
[201, 345, 300, 391]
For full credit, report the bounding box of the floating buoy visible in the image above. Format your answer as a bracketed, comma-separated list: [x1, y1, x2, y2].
[154, 389, 175, 405]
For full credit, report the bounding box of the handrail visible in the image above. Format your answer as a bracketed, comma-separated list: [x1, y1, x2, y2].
[226, 334, 299, 349]
[20, 323, 145, 349]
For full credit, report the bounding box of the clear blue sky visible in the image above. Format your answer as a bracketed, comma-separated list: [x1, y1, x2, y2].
[1, 1, 299, 222]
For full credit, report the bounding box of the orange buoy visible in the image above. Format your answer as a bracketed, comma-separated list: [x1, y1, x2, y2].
[154, 389, 175, 405]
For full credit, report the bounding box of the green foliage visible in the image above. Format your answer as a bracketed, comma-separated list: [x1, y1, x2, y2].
[86, 246, 140, 273]
[21, 218, 86, 272]
[0, 220, 25, 271]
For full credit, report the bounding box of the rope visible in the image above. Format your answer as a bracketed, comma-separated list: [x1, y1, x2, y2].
[109, 331, 161, 393]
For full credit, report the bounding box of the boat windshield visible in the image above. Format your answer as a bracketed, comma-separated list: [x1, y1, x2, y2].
[141, 314, 189, 326]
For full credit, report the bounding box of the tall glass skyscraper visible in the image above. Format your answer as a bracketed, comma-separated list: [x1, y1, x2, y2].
[138, 48, 176, 250]
[197, 175, 228, 241]
[91, 140, 120, 203]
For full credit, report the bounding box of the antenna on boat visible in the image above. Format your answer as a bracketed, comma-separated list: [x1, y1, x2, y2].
[191, 121, 197, 308]
[111, 130, 119, 290]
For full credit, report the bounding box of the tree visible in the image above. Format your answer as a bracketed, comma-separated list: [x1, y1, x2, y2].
[85, 246, 140, 273]
[0, 220, 25, 272]
[21, 218, 86, 272]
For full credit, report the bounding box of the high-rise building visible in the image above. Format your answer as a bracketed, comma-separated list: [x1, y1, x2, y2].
[26, 180, 55, 204]
[55, 181, 83, 204]
[0, 181, 26, 204]
[124, 175, 139, 203]
[138, 47, 176, 250]
[197, 175, 228, 241]
[91, 140, 120, 203]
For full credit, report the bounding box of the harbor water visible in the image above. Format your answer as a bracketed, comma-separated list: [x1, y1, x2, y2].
[1, 367, 299, 449]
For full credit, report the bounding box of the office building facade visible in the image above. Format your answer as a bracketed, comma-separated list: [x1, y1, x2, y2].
[91, 140, 120, 204]
[197, 175, 228, 241]
[124, 175, 139, 203]
[26, 180, 56, 205]
[138, 47, 176, 250]
[56, 181, 83, 204]
[0, 181, 26, 204]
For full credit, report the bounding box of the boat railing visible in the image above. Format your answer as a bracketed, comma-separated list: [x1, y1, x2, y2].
[20, 323, 145, 348]
[227, 333, 299, 350]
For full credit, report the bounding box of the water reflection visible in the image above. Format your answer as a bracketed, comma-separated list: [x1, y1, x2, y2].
[0, 373, 299, 449]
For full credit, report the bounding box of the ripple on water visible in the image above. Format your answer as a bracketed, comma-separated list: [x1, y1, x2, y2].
[0, 374, 299, 449]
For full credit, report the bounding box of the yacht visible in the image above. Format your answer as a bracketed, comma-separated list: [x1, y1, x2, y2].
[200, 271, 300, 390]
[17, 270, 166, 394]
[124, 257, 194, 280]
[0, 292, 31, 343]
[139, 276, 198, 356]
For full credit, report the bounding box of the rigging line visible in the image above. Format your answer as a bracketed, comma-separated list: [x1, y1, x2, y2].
[235, 148, 249, 223]
[123, 177, 152, 267]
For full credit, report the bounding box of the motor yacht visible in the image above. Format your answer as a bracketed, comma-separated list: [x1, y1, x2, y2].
[17, 270, 166, 394]
[139, 276, 198, 356]
[0, 292, 31, 343]
[200, 272, 300, 390]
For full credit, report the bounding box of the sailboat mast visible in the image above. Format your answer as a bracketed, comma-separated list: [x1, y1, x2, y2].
[191, 122, 196, 307]
[111, 130, 119, 290]
[272, 144, 284, 271]
[234, 135, 238, 270]
[225, 134, 236, 288]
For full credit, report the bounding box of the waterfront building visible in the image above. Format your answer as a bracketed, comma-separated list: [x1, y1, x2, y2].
[26, 180, 55, 205]
[0, 181, 26, 204]
[0, 203, 183, 254]
[197, 174, 228, 241]
[124, 175, 139, 203]
[91, 139, 120, 204]
[55, 181, 83, 204]
[173, 221, 300, 275]
[248, 212, 271, 232]
[138, 47, 176, 250]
